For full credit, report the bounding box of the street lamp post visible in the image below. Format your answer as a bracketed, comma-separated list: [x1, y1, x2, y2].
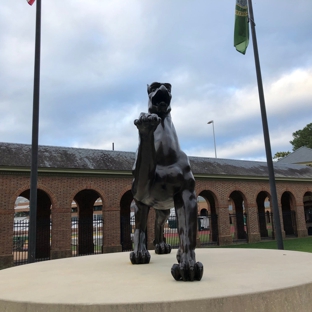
[208, 120, 217, 158]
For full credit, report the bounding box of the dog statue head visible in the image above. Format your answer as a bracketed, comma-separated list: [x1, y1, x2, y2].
[147, 82, 172, 116]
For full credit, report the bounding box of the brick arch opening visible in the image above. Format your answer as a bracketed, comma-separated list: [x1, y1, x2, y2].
[304, 191, 312, 235]
[14, 189, 51, 264]
[120, 190, 134, 252]
[200, 208, 208, 216]
[198, 190, 218, 245]
[256, 191, 273, 239]
[73, 189, 103, 256]
[229, 191, 247, 241]
[281, 191, 297, 237]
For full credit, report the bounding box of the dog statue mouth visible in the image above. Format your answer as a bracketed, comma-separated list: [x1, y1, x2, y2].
[154, 101, 169, 112]
[151, 89, 171, 109]
[148, 82, 172, 115]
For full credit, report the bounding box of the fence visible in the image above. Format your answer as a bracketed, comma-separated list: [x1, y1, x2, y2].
[13, 218, 29, 265]
[165, 215, 179, 248]
[120, 214, 135, 251]
[229, 213, 248, 243]
[14, 213, 220, 267]
[198, 214, 218, 246]
[165, 215, 219, 248]
[13, 218, 51, 266]
[258, 212, 274, 240]
[71, 218, 103, 256]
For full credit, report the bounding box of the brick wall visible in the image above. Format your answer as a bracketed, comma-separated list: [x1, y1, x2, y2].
[1, 170, 311, 268]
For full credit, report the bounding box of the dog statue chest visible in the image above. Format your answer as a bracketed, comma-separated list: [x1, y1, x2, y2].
[154, 118, 180, 165]
[155, 164, 184, 185]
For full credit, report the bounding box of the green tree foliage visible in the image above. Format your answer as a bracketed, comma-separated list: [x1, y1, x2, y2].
[273, 151, 291, 160]
[290, 123, 312, 151]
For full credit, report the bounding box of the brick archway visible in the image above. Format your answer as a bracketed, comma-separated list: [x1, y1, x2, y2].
[229, 190, 247, 241]
[15, 188, 52, 262]
[198, 190, 218, 245]
[304, 191, 312, 235]
[281, 191, 297, 237]
[120, 190, 133, 252]
[73, 189, 102, 256]
[256, 191, 272, 239]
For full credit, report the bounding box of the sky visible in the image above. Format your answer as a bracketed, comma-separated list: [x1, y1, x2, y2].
[1, 0, 312, 161]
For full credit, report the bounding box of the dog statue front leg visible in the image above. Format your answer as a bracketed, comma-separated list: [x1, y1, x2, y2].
[131, 113, 160, 264]
[171, 189, 204, 281]
[132, 113, 160, 202]
[130, 200, 151, 264]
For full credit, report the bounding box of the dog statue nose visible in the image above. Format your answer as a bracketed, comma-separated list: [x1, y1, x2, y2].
[155, 84, 169, 98]
[159, 84, 167, 92]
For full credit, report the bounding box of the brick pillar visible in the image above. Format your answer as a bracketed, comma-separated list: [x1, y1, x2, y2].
[277, 204, 286, 239]
[218, 205, 232, 246]
[103, 210, 122, 253]
[296, 204, 308, 237]
[50, 208, 72, 259]
[246, 206, 261, 243]
[0, 210, 14, 269]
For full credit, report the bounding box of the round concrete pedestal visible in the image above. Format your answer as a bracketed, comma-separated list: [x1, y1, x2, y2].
[0, 248, 312, 312]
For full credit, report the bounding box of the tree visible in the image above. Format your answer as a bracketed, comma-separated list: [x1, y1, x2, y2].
[290, 123, 312, 151]
[273, 123, 312, 160]
[273, 151, 290, 161]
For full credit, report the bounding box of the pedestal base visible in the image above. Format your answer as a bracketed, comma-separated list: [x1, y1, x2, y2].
[1, 248, 312, 311]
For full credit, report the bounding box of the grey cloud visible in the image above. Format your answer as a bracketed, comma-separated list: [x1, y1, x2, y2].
[1, 0, 312, 161]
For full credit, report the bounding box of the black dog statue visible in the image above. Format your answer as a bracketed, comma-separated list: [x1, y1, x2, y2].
[131, 82, 203, 281]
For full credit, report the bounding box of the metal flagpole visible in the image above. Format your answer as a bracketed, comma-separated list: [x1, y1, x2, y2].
[247, 0, 284, 250]
[28, 0, 42, 263]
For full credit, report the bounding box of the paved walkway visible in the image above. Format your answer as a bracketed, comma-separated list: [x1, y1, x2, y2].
[0, 248, 312, 311]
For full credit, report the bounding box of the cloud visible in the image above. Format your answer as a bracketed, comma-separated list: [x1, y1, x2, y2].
[1, 0, 312, 162]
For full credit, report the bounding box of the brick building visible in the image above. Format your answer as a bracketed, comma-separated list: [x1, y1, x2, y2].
[1, 142, 312, 269]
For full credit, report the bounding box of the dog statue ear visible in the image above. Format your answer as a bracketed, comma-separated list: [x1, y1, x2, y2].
[147, 84, 150, 94]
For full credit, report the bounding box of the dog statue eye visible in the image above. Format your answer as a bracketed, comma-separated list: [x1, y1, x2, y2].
[149, 82, 161, 93]
[165, 84, 171, 91]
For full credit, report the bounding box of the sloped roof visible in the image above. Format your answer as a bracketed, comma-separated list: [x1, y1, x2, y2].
[277, 146, 312, 165]
[0, 143, 134, 171]
[1, 142, 312, 179]
[189, 156, 312, 179]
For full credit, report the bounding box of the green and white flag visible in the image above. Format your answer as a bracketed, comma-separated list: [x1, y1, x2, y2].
[234, 0, 249, 54]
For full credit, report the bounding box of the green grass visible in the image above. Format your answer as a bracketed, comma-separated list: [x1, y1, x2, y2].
[165, 236, 179, 247]
[218, 237, 312, 253]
